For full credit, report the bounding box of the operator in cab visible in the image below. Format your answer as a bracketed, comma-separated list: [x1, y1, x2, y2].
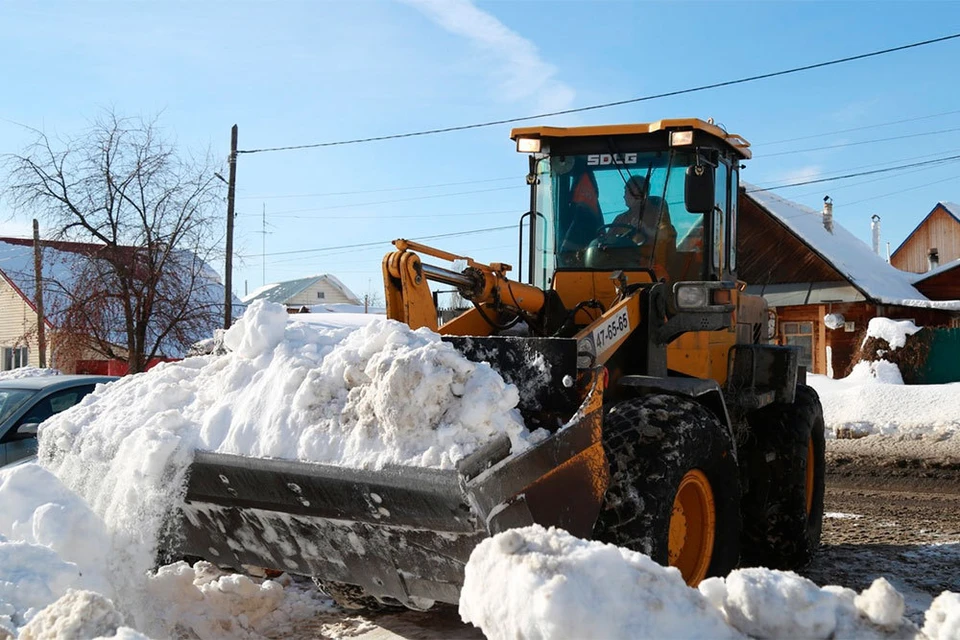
[606, 175, 674, 245]
[600, 175, 678, 279]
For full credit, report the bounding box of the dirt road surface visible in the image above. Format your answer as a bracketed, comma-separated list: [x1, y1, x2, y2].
[278, 440, 960, 638]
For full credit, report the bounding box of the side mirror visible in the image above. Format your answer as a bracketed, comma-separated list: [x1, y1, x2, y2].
[17, 422, 40, 440]
[685, 164, 715, 214]
[9, 423, 39, 441]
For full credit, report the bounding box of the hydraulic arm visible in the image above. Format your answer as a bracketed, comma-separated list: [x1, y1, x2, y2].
[383, 239, 551, 332]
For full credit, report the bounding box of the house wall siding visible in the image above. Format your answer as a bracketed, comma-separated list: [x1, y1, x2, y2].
[287, 280, 356, 305]
[0, 277, 41, 368]
[890, 206, 960, 274]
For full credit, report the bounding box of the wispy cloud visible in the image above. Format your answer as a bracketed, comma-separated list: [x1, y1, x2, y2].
[778, 165, 823, 186]
[399, 0, 575, 112]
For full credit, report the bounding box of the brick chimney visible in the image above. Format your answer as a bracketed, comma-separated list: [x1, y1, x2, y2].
[822, 196, 834, 233]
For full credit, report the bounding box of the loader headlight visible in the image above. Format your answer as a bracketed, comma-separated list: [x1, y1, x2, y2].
[669, 130, 694, 147]
[675, 284, 709, 309]
[516, 137, 541, 153]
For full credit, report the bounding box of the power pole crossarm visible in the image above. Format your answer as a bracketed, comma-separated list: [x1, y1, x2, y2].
[224, 124, 238, 330]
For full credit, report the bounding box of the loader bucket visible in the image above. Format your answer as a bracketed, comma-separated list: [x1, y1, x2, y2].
[173, 338, 608, 608]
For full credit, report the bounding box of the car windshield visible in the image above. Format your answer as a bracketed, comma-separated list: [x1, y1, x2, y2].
[0, 389, 38, 424]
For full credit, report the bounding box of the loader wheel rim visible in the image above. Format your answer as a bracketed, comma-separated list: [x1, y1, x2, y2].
[668, 469, 715, 586]
[805, 435, 815, 516]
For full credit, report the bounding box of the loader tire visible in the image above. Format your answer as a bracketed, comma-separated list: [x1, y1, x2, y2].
[739, 384, 826, 570]
[594, 394, 740, 585]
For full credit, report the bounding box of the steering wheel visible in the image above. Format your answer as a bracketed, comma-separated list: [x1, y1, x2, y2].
[595, 222, 643, 246]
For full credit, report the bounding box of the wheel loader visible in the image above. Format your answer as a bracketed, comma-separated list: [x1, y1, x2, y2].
[173, 119, 826, 610]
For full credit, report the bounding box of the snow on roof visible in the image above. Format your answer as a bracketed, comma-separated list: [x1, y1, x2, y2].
[239, 281, 280, 302]
[241, 274, 361, 305]
[744, 187, 960, 310]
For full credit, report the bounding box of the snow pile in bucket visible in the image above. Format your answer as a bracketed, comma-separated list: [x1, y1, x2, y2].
[459, 525, 959, 640]
[204, 301, 539, 469]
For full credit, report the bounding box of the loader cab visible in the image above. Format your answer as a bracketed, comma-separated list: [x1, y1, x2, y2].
[511, 120, 751, 289]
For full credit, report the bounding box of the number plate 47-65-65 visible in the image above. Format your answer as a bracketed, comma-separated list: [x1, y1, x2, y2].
[592, 308, 630, 357]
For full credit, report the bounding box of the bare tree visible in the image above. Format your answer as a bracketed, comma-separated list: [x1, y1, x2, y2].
[4, 111, 225, 373]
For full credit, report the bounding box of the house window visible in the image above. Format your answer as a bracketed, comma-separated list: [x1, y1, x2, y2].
[782, 321, 814, 370]
[317, 291, 325, 299]
[2, 346, 29, 371]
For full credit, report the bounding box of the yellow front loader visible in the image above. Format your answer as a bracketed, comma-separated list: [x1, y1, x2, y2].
[174, 119, 826, 611]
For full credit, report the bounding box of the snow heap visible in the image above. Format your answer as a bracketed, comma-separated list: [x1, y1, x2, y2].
[459, 525, 738, 639]
[0, 367, 60, 381]
[0, 460, 334, 638]
[460, 525, 960, 640]
[0, 300, 540, 637]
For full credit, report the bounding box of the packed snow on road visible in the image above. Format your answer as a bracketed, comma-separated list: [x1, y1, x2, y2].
[0, 304, 957, 639]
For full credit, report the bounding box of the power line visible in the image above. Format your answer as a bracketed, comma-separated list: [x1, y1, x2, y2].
[842, 173, 960, 207]
[265, 208, 519, 221]
[233, 115, 960, 207]
[243, 148, 960, 220]
[260, 242, 519, 269]
[254, 185, 524, 216]
[758, 126, 960, 158]
[746, 153, 960, 191]
[257, 158, 960, 261]
[754, 108, 960, 146]
[260, 224, 515, 258]
[236, 176, 521, 200]
[787, 164, 937, 200]
[236, 32, 960, 155]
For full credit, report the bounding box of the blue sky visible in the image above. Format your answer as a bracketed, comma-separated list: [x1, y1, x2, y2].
[2, 1, 960, 302]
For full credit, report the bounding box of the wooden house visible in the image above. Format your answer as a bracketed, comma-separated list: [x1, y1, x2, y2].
[738, 189, 960, 378]
[890, 202, 960, 274]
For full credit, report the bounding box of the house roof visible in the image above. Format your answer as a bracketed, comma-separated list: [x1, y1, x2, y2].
[890, 201, 960, 261]
[241, 274, 360, 305]
[911, 256, 960, 284]
[0, 237, 236, 356]
[743, 187, 960, 311]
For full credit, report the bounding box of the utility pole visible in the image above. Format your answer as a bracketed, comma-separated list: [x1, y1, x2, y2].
[32, 220, 46, 368]
[223, 124, 238, 330]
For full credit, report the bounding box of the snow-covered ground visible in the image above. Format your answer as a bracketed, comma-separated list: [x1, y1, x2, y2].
[0, 307, 957, 639]
[809, 318, 960, 448]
